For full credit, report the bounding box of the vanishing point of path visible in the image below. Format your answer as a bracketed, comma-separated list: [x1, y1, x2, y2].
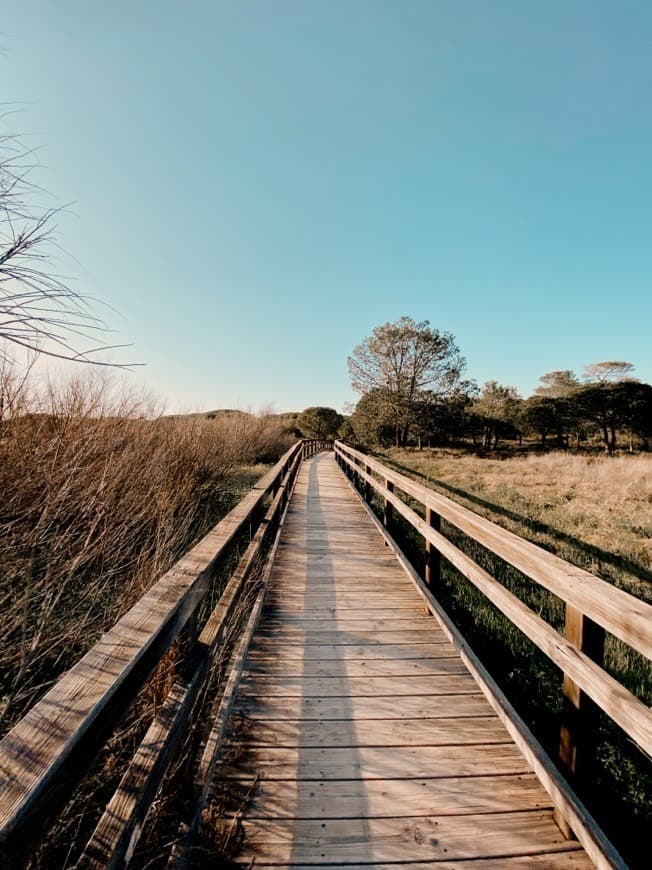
[215, 453, 593, 867]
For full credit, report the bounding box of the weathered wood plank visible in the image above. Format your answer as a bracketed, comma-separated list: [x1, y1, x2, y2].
[232, 811, 578, 863]
[224, 715, 510, 748]
[262, 603, 426, 616]
[264, 853, 593, 870]
[233, 692, 491, 721]
[246, 641, 457, 660]
[243, 656, 465, 678]
[259, 617, 436, 631]
[219, 743, 532, 780]
[238, 673, 478, 698]
[216, 773, 550, 819]
[253, 629, 450, 645]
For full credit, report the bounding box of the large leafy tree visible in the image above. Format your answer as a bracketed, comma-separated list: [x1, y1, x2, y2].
[583, 361, 635, 384]
[472, 381, 523, 449]
[296, 406, 343, 439]
[527, 370, 581, 447]
[535, 370, 580, 398]
[349, 388, 397, 448]
[574, 381, 652, 453]
[347, 317, 465, 446]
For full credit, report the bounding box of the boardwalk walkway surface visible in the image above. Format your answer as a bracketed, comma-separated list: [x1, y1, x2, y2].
[214, 454, 594, 867]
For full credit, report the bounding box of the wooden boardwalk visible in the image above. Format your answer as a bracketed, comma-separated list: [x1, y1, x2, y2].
[214, 454, 594, 867]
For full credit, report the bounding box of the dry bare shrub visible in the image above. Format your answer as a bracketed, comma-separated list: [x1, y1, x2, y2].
[0, 368, 293, 734]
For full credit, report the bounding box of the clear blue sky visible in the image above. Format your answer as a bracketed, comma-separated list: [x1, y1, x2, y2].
[3, 1, 651, 412]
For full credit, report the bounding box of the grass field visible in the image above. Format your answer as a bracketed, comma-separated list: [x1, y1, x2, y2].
[384, 447, 652, 601]
[371, 447, 651, 868]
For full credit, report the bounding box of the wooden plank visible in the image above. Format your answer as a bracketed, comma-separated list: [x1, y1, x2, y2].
[242, 656, 464, 678]
[238, 674, 478, 698]
[264, 593, 421, 606]
[336, 442, 652, 659]
[253, 629, 450, 645]
[233, 693, 494, 721]
[224, 715, 510, 748]
[259, 617, 440, 631]
[263, 603, 425, 615]
[219, 743, 532, 780]
[275, 853, 593, 870]
[232, 810, 579, 863]
[216, 773, 550, 819]
[246, 641, 457, 660]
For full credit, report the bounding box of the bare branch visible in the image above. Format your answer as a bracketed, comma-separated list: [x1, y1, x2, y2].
[0, 114, 136, 368]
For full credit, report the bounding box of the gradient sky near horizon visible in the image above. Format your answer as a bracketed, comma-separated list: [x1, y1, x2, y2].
[3, 1, 651, 412]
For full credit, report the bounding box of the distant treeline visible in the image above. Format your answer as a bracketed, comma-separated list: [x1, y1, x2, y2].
[298, 318, 652, 454]
[347, 365, 652, 453]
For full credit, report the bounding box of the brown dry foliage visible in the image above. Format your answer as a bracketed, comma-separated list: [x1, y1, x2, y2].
[0, 367, 294, 734]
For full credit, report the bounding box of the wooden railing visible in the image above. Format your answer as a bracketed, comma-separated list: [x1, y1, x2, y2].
[302, 438, 334, 458]
[334, 442, 652, 807]
[0, 438, 331, 866]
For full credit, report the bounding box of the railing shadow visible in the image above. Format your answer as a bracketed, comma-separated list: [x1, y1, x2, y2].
[383, 456, 652, 588]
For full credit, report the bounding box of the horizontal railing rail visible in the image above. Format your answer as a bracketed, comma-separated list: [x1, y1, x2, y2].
[334, 441, 652, 783]
[0, 438, 332, 865]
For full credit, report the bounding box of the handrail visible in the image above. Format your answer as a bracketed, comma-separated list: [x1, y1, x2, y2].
[0, 438, 332, 862]
[335, 442, 652, 658]
[334, 441, 652, 773]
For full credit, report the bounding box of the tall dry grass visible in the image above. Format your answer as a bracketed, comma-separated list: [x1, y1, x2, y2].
[384, 447, 652, 600]
[0, 367, 294, 736]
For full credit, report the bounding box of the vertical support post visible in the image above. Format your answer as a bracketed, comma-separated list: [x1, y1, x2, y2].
[554, 604, 605, 837]
[424, 505, 441, 592]
[365, 465, 371, 502]
[383, 480, 394, 530]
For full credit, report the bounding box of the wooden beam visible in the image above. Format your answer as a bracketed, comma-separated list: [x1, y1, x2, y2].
[425, 505, 441, 592]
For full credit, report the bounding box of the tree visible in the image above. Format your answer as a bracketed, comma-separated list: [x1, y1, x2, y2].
[410, 384, 477, 448]
[527, 371, 581, 447]
[583, 361, 635, 384]
[472, 381, 523, 449]
[1, 117, 123, 366]
[349, 388, 397, 448]
[296, 406, 343, 439]
[535, 370, 580, 398]
[574, 380, 652, 454]
[347, 317, 465, 446]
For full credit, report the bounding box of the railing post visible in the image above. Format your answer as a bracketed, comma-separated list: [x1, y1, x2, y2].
[365, 464, 371, 502]
[425, 505, 441, 592]
[383, 479, 394, 530]
[555, 604, 605, 837]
